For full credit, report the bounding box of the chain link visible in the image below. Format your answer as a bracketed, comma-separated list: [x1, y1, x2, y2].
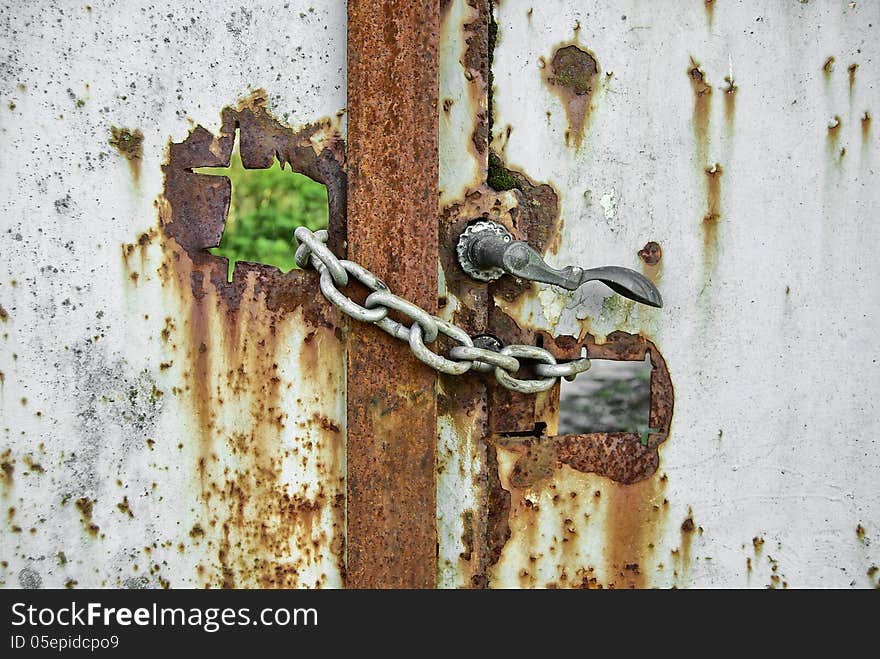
[294, 228, 592, 392]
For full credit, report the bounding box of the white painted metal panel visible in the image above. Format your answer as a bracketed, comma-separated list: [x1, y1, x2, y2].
[0, 0, 347, 588]
[489, 0, 879, 587]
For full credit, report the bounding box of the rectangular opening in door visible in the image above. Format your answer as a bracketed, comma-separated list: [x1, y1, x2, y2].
[558, 355, 653, 438]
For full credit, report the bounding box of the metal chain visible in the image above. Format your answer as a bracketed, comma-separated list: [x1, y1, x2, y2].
[294, 227, 591, 393]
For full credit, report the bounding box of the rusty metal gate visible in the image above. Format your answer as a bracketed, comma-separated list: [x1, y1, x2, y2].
[1, 0, 878, 589]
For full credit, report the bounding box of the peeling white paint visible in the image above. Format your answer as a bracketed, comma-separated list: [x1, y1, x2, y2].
[599, 187, 618, 222]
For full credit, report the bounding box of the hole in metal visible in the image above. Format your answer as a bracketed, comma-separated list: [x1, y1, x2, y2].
[558, 354, 654, 439]
[194, 128, 329, 282]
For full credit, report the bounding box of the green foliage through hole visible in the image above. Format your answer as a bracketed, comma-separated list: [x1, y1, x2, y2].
[194, 131, 329, 282]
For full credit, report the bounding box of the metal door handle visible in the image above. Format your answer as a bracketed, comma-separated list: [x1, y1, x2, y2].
[456, 220, 662, 308]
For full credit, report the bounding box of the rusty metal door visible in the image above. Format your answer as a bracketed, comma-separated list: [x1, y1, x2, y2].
[436, 0, 880, 588]
[0, 0, 443, 590]
[1, 0, 878, 591]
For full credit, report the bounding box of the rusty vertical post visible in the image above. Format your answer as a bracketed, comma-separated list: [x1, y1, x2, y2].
[346, 2, 439, 587]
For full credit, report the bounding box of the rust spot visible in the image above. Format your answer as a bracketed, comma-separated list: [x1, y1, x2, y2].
[723, 75, 737, 132]
[638, 240, 663, 265]
[0, 451, 13, 493]
[676, 508, 696, 584]
[109, 127, 144, 184]
[0, 304, 7, 322]
[857, 524, 866, 541]
[823, 56, 835, 77]
[116, 496, 133, 518]
[75, 497, 99, 536]
[23, 456, 43, 473]
[848, 63, 858, 99]
[638, 241, 662, 283]
[753, 536, 765, 555]
[862, 111, 871, 146]
[543, 44, 600, 149]
[688, 58, 712, 167]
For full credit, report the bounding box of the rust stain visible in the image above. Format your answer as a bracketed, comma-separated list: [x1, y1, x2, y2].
[483, 331, 674, 586]
[0, 304, 8, 322]
[0, 450, 13, 495]
[23, 455, 43, 473]
[848, 63, 858, 100]
[862, 111, 871, 148]
[543, 44, 600, 149]
[638, 241, 662, 283]
[753, 536, 765, 557]
[347, 0, 439, 588]
[678, 508, 696, 583]
[439, 369, 491, 588]
[109, 127, 144, 184]
[485, 442, 511, 584]
[116, 496, 133, 518]
[74, 497, 99, 536]
[702, 162, 723, 272]
[704, 0, 715, 28]
[723, 75, 737, 133]
[638, 242, 662, 266]
[144, 90, 347, 588]
[603, 475, 667, 588]
[827, 115, 842, 164]
[823, 56, 835, 78]
[462, 0, 490, 157]
[822, 55, 835, 99]
[689, 58, 712, 168]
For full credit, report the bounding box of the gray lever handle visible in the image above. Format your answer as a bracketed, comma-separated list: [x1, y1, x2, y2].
[457, 220, 662, 308]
